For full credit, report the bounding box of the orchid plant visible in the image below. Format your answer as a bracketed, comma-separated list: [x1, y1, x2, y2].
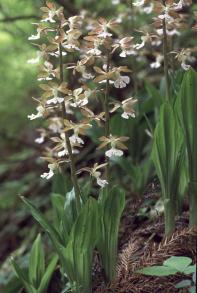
[14, 0, 197, 292]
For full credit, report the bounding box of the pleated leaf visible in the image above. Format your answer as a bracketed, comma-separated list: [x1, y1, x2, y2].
[151, 102, 184, 200]
[63, 197, 98, 293]
[38, 254, 58, 293]
[97, 186, 125, 281]
[29, 234, 45, 289]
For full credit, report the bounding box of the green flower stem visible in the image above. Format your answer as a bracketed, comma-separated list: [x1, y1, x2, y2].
[104, 51, 110, 184]
[162, 0, 170, 101]
[59, 43, 81, 214]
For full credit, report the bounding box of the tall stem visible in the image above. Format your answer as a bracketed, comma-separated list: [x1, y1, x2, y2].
[162, 0, 170, 101]
[59, 43, 81, 214]
[104, 51, 110, 184]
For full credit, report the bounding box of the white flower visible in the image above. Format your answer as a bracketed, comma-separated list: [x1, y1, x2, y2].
[28, 105, 45, 120]
[181, 62, 191, 71]
[46, 97, 64, 104]
[158, 6, 173, 21]
[97, 177, 108, 188]
[134, 34, 150, 50]
[41, 10, 56, 23]
[69, 134, 84, 145]
[48, 118, 62, 133]
[58, 149, 68, 157]
[120, 49, 137, 58]
[121, 111, 135, 119]
[133, 0, 145, 6]
[35, 136, 45, 144]
[91, 169, 108, 188]
[143, 3, 153, 14]
[41, 163, 56, 180]
[114, 75, 130, 88]
[98, 30, 112, 38]
[82, 72, 94, 79]
[150, 55, 163, 69]
[28, 32, 41, 40]
[105, 147, 123, 157]
[87, 48, 102, 56]
[49, 50, 67, 57]
[63, 44, 80, 51]
[70, 88, 89, 107]
[47, 88, 64, 105]
[38, 77, 53, 81]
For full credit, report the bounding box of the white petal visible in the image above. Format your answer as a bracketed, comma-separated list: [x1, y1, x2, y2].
[97, 177, 108, 188]
[105, 148, 123, 157]
[41, 169, 54, 179]
[35, 136, 45, 144]
[181, 62, 191, 71]
[58, 149, 67, 157]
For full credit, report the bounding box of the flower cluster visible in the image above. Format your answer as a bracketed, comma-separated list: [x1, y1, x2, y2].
[27, 1, 138, 190]
[134, 0, 196, 71]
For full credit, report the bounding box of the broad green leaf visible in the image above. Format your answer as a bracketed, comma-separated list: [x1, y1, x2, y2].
[175, 279, 191, 288]
[62, 188, 78, 244]
[97, 186, 125, 281]
[137, 265, 178, 276]
[63, 197, 98, 293]
[152, 102, 184, 198]
[176, 69, 197, 226]
[52, 172, 71, 195]
[51, 193, 65, 223]
[184, 264, 196, 275]
[38, 254, 58, 293]
[151, 102, 184, 235]
[164, 256, 192, 272]
[29, 234, 45, 288]
[176, 69, 197, 181]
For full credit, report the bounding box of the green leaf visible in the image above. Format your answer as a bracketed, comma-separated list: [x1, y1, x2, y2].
[97, 186, 125, 281]
[38, 254, 58, 293]
[184, 264, 196, 275]
[189, 286, 196, 293]
[21, 197, 61, 243]
[63, 197, 98, 293]
[62, 188, 78, 244]
[164, 256, 192, 272]
[11, 257, 36, 293]
[176, 69, 197, 226]
[151, 102, 184, 235]
[137, 265, 178, 276]
[21, 197, 66, 268]
[52, 172, 71, 195]
[175, 279, 191, 288]
[51, 193, 65, 235]
[29, 234, 45, 288]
